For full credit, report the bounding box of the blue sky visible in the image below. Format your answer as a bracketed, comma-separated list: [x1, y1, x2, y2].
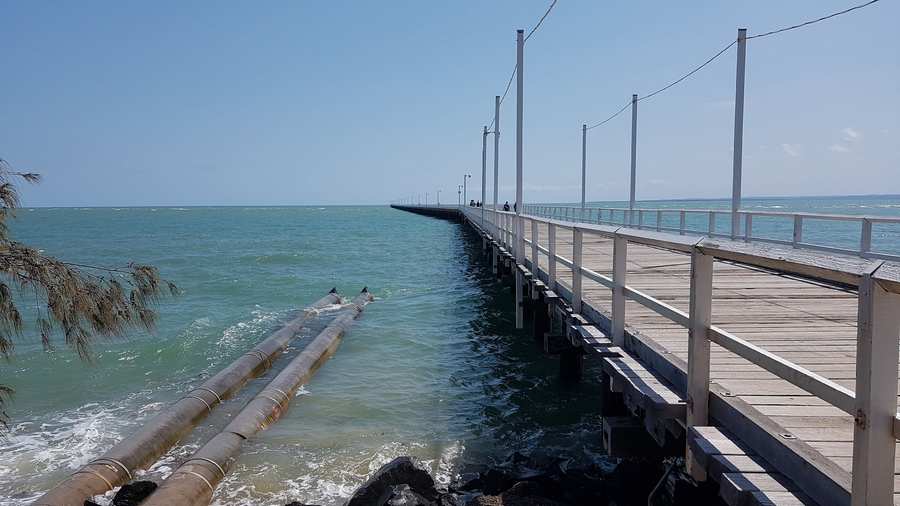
[2, 0, 897, 206]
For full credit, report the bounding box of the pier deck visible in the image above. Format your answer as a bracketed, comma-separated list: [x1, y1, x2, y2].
[394, 204, 900, 506]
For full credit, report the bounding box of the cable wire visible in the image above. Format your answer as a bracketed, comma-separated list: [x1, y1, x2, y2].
[485, 0, 557, 128]
[747, 0, 879, 39]
[586, 100, 631, 130]
[488, 64, 518, 129]
[525, 0, 558, 42]
[638, 39, 737, 102]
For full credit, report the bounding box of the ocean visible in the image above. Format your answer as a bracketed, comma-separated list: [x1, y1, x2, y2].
[1, 196, 899, 505]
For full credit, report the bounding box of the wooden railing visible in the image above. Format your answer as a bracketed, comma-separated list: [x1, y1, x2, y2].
[523, 204, 900, 262]
[461, 205, 900, 504]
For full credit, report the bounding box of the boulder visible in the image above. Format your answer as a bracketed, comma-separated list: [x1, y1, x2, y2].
[386, 484, 435, 506]
[450, 472, 482, 493]
[112, 481, 158, 506]
[478, 469, 514, 495]
[347, 457, 439, 506]
[467, 495, 569, 506]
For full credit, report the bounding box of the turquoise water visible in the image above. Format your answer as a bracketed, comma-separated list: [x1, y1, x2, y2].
[1, 198, 899, 505]
[0, 206, 605, 505]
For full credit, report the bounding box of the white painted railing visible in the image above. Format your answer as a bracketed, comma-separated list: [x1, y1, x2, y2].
[461, 205, 900, 504]
[524, 204, 900, 262]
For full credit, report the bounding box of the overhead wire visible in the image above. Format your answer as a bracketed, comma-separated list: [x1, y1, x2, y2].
[747, 0, 879, 39]
[486, 0, 558, 129]
[581, 0, 880, 131]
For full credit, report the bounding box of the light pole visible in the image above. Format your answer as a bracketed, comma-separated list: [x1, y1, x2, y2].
[482, 125, 488, 225]
[463, 173, 472, 206]
[426, 192, 429, 206]
[514, 28, 524, 328]
[457, 185, 462, 207]
[437, 189, 441, 206]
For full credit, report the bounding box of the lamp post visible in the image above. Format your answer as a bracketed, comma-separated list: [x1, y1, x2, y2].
[437, 189, 441, 206]
[457, 185, 462, 207]
[463, 173, 472, 206]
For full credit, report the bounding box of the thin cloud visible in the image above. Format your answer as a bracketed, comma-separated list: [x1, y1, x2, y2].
[842, 127, 861, 142]
[781, 144, 801, 157]
[829, 144, 850, 153]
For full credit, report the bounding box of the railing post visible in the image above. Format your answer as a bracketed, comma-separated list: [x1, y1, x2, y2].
[531, 219, 539, 269]
[708, 212, 716, 235]
[686, 249, 714, 481]
[612, 235, 628, 347]
[792, 215, 803, 247]
[744, 213, 753, 243]
[680, 211, 686, 235]
[548, 223, 557, 290]
[851, 272, 900, 505]
[638, 210, 644, 229]
[656, 210, 662, 232]
[861, 218, 873, 255]
[573, 228, 583, 313]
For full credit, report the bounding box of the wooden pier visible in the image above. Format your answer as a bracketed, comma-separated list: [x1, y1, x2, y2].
[393, 204, 900, 506]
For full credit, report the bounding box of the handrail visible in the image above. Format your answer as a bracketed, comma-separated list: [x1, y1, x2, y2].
[461, 205, 900, 501]
[523, 204, 900, 262]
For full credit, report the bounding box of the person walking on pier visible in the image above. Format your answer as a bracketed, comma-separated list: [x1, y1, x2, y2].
[503, 201, 510, 212]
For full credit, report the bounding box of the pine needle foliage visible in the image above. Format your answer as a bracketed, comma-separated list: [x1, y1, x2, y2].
[0, 158, 176, 433]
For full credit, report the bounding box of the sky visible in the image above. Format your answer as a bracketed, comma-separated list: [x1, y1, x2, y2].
[1, 0, 898, 207]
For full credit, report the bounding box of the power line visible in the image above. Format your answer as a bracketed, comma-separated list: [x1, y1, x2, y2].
[638, 39, 737, 103]
[584, 39, 735, 129]
[586, 100, 631, 131]
[581, 0, 881, 132]
[488, 65, 517, 130]
[747, 0, 879, 39]
[486, 0, 558, 128]
[525, 0, 558, 42]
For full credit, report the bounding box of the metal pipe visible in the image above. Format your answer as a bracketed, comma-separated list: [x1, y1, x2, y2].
[482, 125, 488, 225]
[731, 28, 747, 239]
[493, 95, 500, 211]
[141, 289, 374, 506]
[33, 290, 343, 506]
[629, 94, 638, 225]
[581, 123, 587, 211]
[514, 28, 525, 329]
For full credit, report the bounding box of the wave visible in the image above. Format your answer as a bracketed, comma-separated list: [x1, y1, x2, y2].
[0, 393, 163, 505]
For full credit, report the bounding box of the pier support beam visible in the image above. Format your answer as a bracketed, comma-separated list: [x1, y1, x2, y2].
[559, 348, 584, 382]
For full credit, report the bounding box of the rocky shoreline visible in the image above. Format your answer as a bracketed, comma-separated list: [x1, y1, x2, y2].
[337, 452, 722, 506]
[86, 452, 723, 505]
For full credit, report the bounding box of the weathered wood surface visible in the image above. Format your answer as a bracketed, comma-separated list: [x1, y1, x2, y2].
[520, 221, 900, 503]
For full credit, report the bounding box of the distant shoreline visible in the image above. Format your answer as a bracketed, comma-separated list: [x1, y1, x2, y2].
[20, 193, 900, 210]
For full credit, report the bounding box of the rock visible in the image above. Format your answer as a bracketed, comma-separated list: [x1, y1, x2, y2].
[112, 481, 158, 506]
[467, 495, 570, 506]
[504, 481, 544, 497]
[450, 472, 483, 493]
[347, 457, 439, 506]
[437, 493, 464, 506]
[478, 469, 514, 495]
[285, 502, 321, 506]
[386, 484, 435, 506]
